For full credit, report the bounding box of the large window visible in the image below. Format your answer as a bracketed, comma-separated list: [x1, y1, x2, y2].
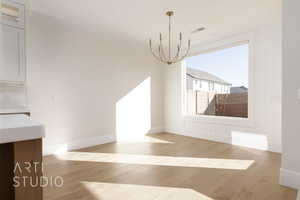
[185, 43, 249, 118]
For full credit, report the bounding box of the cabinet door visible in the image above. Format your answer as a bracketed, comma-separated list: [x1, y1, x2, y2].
[0, 143, 15, 200]
[14, 139, 43, 200]
[0, 24, 25, 82]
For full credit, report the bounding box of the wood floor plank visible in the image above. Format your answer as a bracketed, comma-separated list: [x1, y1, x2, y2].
[43, 133, 297, 200]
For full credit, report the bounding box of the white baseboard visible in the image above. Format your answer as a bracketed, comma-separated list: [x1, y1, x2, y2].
[164, 128, 183, 135]
[147, 126, 164, 134]
[68, 134, 116, 151]
[280, 168, 300, 190]
[43, 126, 164, 156]
[43, 134, 116, 156]
[164, 128, 281, 153]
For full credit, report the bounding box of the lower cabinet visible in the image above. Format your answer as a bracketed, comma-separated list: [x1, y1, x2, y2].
[14, 139, 43, 200]
[0, 139, 43, 200]
[0, 143, 15, 199]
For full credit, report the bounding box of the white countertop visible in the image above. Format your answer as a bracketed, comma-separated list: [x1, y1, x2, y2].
[0, 107, 30, 114]
[0, 114, 45, 144]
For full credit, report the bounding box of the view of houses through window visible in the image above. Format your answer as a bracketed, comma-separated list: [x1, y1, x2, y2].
[185, 43, 249, 118]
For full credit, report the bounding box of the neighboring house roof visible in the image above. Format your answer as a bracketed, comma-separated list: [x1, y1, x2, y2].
[186, 67, 231, 85]
[230, 86, 248, 94]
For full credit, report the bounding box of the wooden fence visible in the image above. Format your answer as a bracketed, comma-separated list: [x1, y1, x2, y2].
[186, 90, 248, 118]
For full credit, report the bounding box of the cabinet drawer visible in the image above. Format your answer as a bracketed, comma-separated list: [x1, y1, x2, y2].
[0, 0, 25, 29]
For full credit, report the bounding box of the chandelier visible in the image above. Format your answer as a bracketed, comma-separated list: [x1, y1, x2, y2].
[149, 11, 205, 65]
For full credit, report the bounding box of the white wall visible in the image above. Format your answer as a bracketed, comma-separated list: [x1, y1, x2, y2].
[164, 23, 282, 153]
[280, 0, 300, 190]
[26, 11, 164, 155]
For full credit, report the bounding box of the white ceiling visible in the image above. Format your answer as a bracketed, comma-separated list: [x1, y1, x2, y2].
[27, 0, 281, 44]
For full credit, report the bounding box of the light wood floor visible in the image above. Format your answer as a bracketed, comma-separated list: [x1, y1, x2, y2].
[43, 133, 297, 200]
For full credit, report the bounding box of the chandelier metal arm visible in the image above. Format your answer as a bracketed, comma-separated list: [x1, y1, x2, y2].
[174, 39, 191, 63]
[168, 13, 171, 60]
[159, 33, 168, 61]
[149, 39, 164, 62]
[158, 45, 166, 63]
[160, 45, 168, 61]
[150, 39, 171, 64]
[173, 32, 183, 61]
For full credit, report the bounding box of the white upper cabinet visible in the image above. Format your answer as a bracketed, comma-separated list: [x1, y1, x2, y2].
[0, 25, 25, 82]
[0, 0, 25, 82]
[8, 0, 25, 5]
[0, 0, 25, 29]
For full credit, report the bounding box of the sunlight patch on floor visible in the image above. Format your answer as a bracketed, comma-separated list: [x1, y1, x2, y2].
[57, 152, 254, 170]
[231, 131, 268, 150]
[81, 181, 214, 200]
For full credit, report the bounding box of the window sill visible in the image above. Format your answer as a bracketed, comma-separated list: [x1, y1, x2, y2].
[183, 114, 253, 128]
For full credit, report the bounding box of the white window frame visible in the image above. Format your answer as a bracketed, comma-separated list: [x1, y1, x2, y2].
[181, 33, 255, 127]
